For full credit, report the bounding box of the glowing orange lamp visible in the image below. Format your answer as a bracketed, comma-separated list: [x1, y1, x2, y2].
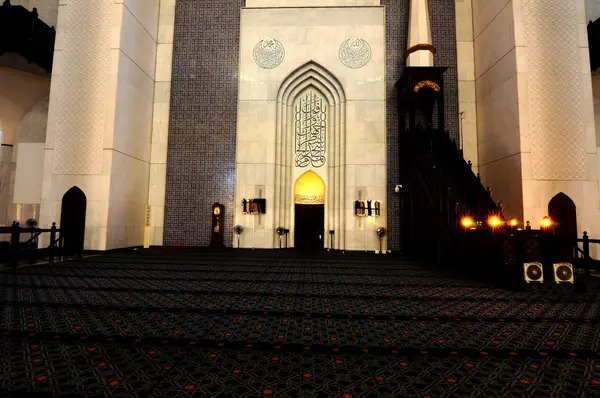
[487, 215, 502, 228]
[541, 216, 552, 229]
[460, 216, 474, 229]
[509, 218, 518, 228]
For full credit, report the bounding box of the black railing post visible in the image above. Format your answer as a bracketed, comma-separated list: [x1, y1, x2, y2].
[10, 221, 19, 267]
[455, 202, 460, 228]
[583, 231, 590, 278]
[49, 222, 57, 265]
[446, 187, 451, 225]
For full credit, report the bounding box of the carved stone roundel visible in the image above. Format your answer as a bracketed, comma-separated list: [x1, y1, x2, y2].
[253, 38, 285, 69]
[339, 37, 371, 69]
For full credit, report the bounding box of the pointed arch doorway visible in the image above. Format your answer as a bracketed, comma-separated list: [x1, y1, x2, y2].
[60, 186, 87, 256]
[548, 193, 577, 239]
[548, 193, 577, 261]
[294, 171, 325, 250]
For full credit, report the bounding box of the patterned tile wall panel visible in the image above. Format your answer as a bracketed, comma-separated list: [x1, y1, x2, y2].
[165, 0, 458, 248]
[524, 0, 586, 180]
[52, 0, 112, 174]
[164, 0, 245, 246]
[383, 0, 459, 251]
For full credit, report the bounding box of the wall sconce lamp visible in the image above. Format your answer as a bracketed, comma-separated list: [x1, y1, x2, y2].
[460, 216, 474, 230]
[487, 215, 502, 229]
[541, 216, 553, 229]
[508, 218, 519, 233]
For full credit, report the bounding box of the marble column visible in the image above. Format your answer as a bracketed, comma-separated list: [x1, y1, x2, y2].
[40, 0, 159, 250]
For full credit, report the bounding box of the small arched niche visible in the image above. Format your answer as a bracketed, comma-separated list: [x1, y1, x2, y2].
[294, 170, 325, 204]
[60, 186, 87, 255]
[548, 192, 577, 238]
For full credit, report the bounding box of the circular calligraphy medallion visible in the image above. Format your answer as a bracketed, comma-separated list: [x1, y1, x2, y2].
[253, 38, 285, 69]
[339, 37, 372, 69]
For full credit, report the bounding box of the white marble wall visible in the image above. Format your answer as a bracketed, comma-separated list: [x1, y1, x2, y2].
[473, 0, 600, 240]
[0, 67, 50, 227]
[0, 146, 15, 227]
[148, 0, 176, 247]
[455, 0, 479, 171]
[235, 6, 387, 251]
[586, 0, 600, 21]
[586, 1, 600, 246]
[40, 0, 159, 250]
[473, 0, 525, 220]
[105, 0, 158, 250]
[0, 67, 50, 146]
[517, 0, 599, 238]
[246, 0, 380, 7]
[14, 143, 44, 205]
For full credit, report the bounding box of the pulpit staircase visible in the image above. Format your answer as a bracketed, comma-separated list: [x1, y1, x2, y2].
[0, 0, 55, 73]
[399, 126, 500, 272]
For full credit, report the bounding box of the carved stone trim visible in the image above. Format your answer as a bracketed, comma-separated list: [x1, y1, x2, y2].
[339, 37, 371, 69]
[294, 194, 325, 205]
[404, 43, 437, 59]
[253, 38, 285, 69]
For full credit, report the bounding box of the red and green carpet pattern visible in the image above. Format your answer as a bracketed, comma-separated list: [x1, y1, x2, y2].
[1, 251, 600, 397]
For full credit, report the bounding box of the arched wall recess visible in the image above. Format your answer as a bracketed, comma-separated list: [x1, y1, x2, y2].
[294, 170, 325, 204]
[273, 61, 347, 249]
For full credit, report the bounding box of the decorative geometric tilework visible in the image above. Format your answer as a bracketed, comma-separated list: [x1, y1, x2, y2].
[524, 0, 587, 180]
[164, 1, 246, 247]
[52, 0, 112, 175]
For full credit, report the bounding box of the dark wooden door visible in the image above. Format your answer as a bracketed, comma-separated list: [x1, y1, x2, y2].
[548, 193, 577, 239]
[548, 193, 577, 261]
[60, 187, 86, 255]
[294, 204, 324, 251]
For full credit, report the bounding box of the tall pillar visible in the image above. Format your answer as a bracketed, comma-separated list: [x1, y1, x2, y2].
[473, 0, 600, 238]
[455, 0, 479, 170]
[40, 0, 160, 250]
[406, 0, 435, 67]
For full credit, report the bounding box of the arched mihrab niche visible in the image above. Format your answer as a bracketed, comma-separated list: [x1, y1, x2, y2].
[294, 90, 327, 168]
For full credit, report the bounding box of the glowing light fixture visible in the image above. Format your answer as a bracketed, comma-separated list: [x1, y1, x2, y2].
[413, 80, 441, 93]
[541, 216, 552, 229]
[460, 216, 474, 229]
[487, 216, 502, 228]
[509, 218, 518, 227]
[294, 171, 325, 205]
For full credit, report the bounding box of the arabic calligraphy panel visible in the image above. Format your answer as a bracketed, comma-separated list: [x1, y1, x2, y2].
[294, 90, 327, 168]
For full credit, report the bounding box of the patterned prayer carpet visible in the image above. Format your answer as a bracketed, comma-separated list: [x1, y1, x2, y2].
[1, 250, 599, 397]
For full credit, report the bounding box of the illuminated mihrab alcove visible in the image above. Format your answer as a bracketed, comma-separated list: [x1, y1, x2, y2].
[294, 170, 325, 205]
[294, 171, 325, 250]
